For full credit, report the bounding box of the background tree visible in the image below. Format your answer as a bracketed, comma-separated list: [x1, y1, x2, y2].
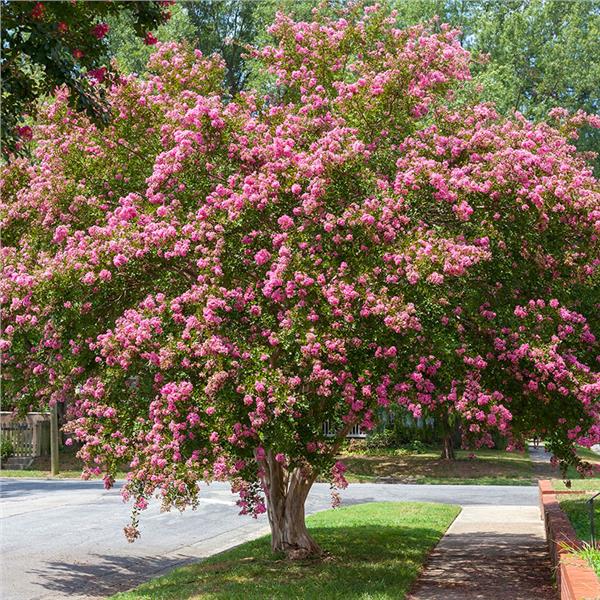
[107, 2, 196, 75]
[0, 0, 172, 156]
[108, 1, 321, 95]
[2, 5, 599, 559]
[392, 0, 600, 168]
[185, 0, 260, 96]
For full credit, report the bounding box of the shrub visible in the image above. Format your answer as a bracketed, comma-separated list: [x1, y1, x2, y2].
[0, 438, 15, 463]
[366, 430, 399, 451]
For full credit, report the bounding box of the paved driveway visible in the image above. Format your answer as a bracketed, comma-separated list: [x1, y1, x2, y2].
[0, 479, 538, 600]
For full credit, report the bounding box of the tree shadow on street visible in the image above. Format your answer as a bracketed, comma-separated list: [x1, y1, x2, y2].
[28, 553, 195, 598]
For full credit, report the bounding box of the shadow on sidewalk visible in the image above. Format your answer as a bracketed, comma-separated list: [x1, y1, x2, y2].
[528, 444, 559, 480]
[407, 530, 557, 600]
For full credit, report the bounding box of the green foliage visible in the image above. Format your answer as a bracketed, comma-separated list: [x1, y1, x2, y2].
[392, 0, 600, 168]
[108, 3, 197, 75]
[364, 431, 430, 453]
[468, 1, 599, 117]
[365, 430, 397, 450]
[560, 494, 600, 544]
[0, 438, 15, 462]
[110, 502, 460, 599]
[405, 440, 429, 454]
[573, 543, 600, 578]
[185, 0, 260, 95]
[108, 1, 322, 95]
[1, 0, 171, 156]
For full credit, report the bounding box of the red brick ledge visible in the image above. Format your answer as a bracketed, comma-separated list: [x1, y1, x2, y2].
[539, 480, 600, 600]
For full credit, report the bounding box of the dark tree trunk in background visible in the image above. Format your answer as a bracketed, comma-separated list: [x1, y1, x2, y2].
[441, 433, 456, 460]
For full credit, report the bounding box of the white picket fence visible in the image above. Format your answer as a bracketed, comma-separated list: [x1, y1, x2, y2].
[322, 420, 366, 439]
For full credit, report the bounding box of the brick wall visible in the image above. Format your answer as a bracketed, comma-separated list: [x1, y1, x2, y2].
[539, 480, 600, 600]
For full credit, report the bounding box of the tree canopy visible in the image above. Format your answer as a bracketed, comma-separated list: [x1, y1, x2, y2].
[393, 0, 600, 167]
[107, 0, 323, 94]
[0, 0, 172, 155]
[107, 2, 197, 76]
[1, 4, 599, 558]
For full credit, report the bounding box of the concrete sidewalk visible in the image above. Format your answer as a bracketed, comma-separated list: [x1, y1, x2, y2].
[407, 504, 557, 599]
[529, 443, 556, 479]
[409, 446, 557, 599]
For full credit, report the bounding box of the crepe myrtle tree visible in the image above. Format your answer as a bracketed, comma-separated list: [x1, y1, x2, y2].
[2, 5, 599, 558]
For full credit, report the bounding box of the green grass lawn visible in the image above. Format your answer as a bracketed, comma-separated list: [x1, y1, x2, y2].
[559, 494, 600, 544]
[339, 447, 534, 485]
[110, 502, 460, 600]
[559, 492, 600, 579]
[0, 451, 127, 479]
[553, 479, 600, 492]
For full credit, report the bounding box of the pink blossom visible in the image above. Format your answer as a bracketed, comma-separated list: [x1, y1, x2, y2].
[16, 126, 33, 141]
[254, 249, 271, 265]
[113, 254, 128, 268]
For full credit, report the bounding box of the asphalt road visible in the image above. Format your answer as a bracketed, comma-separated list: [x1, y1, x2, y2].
[0, 479, 539, 600]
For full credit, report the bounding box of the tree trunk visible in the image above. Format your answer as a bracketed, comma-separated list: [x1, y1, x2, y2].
[440, 433, 455, 460]
[258, 451, 321, 559]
